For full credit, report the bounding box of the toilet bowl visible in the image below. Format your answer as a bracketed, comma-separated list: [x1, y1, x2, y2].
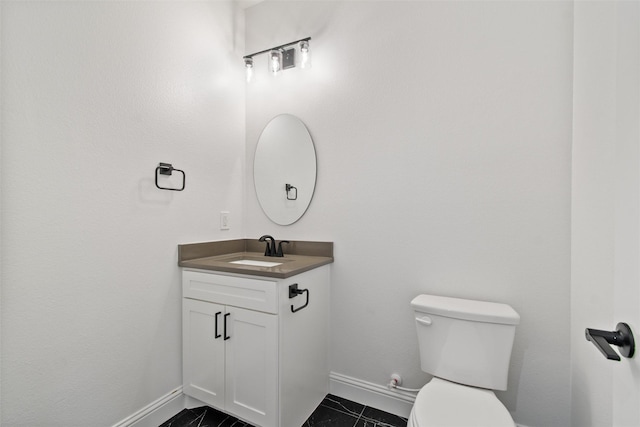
[409, 294, 520, 427]
[407, 378, 515, 427]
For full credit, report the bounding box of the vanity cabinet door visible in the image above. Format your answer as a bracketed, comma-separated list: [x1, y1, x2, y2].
[182, 298, 226, 409]
[224, 306, 278, 427]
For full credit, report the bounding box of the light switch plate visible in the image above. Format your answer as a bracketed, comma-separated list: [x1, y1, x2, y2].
[220, 211, 230, 230]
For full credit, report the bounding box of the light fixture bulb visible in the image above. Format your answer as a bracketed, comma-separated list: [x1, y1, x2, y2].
[299, 40, 311, 69]
[244, 57, 254, 83]
[269, 49, 282, 75]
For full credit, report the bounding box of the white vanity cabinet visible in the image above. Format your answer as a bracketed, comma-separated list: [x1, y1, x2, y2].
[182, 265, 329, 427]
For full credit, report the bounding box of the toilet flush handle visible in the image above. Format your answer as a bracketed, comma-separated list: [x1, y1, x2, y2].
[416, 316, 432, 326]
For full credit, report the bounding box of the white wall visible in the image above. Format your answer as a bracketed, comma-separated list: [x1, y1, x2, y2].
[571, 2, 640, 426]
[245, 2, 573, 426]
[0, 2, 245, 425]
[612, 4, 640, 424]
[0, 3, 3, 422]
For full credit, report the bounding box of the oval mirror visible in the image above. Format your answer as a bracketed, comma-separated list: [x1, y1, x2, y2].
[254, 114, 317, 225]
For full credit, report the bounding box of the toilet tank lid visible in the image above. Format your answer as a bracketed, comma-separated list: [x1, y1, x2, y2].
[411, 294, 520, 325]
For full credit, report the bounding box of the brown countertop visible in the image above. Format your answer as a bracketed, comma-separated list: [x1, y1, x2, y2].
[178, 239, 333, 279]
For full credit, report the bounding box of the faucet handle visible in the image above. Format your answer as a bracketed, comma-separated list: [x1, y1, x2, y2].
[276, 240, 290, 257]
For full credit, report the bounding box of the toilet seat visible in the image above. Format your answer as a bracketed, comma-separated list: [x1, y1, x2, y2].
[408, 377, 515, 427]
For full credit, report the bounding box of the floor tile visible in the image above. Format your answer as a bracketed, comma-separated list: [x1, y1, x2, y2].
[159, 395, 407, 427]
[318, 394, 365, 418]
[159, 406, 254, 427]
[302, 404, 359, 427]
[194, 406, 253, 426]
[357, 406, 408, 427]
[354, 419, 405, 427]
[158, 408, 202, 427]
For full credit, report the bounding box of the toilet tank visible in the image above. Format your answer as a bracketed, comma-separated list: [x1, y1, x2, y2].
[411, 294, 520, 391]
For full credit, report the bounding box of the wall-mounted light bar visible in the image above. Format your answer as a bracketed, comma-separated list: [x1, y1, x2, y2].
[243, 37, 311, 83]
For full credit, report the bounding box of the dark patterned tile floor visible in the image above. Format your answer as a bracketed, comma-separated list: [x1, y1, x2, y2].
[159, 394, 407, 427]
[158, 405, 252, 426]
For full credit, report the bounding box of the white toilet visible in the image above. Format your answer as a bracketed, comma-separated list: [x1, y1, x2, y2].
[408, 294, 520, 427]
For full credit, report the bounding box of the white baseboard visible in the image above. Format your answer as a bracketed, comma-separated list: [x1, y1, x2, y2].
[329, 372, 416, 419]
[112, 386, 185, 427]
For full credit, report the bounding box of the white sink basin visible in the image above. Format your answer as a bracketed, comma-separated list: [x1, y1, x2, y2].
[229, 259, 283, 267]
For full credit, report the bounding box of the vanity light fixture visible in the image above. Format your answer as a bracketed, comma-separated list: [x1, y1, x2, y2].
[243, 37, 311, 82]
[244, 57, 254, 83]
[299, 40, 311, 69]
[269, 49, 283, 75]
